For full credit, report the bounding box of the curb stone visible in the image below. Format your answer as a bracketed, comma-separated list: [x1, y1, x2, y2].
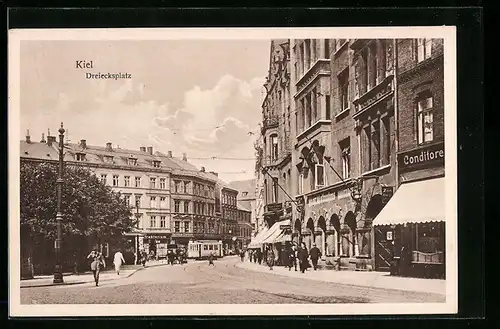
[234, 262, 446, 296]
[20, 262, 169, 288]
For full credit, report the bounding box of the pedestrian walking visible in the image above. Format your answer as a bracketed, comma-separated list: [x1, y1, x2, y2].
[309, 243, 322, 271]
[267, 246, 275, 271]
[141, 250, 148, 267]
[87, 249, 105, 286]
[113, 250, 125, 275]
[208, 252, 215, 266]
[288, 245, 298, 271]
[167, 250, 175, 266]
[298, 242, 309, 273]
[240, 250, 245, 262]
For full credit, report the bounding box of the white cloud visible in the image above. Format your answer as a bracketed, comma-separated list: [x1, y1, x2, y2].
[22, 74, 263, 181]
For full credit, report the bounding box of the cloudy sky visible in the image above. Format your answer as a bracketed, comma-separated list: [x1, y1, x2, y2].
[20, 40, 270, 182]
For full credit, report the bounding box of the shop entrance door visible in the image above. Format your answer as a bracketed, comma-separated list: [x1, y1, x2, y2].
[374, 226, 393, 272]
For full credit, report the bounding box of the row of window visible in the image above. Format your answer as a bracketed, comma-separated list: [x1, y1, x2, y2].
[149, 216, 169, 229]
[222, 193, 237, 206]
[294, 39, 331, 79]
[100, 174, 167, 189]
[123, 194, 168, 209]
[76, 154, 162, 168]
[173, 200, 215, 216]
[173, 180, 215, 198]
[239, 227, 252, 238]
[146, 215, 243, 235]
[222, 208, 239, 221]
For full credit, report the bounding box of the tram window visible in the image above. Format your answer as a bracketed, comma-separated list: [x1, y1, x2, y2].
[204, 245, 208, 250]
[209, 245, 213, 250]
[214, 245, 218, 250]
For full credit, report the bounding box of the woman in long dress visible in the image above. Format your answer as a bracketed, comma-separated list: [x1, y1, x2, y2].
[267, 246, 275, 270]
[113, 250, 125, 275]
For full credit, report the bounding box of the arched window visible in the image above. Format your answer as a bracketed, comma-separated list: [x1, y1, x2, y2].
[416, 90, 434, 144]
[270, 134, 279, 161]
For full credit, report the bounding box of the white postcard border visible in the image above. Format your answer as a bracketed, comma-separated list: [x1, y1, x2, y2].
[8, 26, 458, 317]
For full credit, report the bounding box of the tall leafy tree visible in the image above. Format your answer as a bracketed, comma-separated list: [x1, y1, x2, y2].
[20, 161, 136, 270]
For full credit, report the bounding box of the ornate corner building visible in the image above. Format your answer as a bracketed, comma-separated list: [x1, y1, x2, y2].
[253, 38, 446, 278]
[260, 39, 293, 229]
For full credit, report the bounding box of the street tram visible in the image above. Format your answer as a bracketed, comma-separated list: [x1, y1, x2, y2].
[187, 240, 223, 260]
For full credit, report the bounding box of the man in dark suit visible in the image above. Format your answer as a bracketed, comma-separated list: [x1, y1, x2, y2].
[309, 243, 322, 271]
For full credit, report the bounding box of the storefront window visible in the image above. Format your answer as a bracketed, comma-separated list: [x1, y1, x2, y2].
[413, 222, 445, 264]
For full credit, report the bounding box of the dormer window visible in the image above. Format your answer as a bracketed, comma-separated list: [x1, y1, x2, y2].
[128, 157, 137, 166]
[76, 153, 86, 161]
[104, 155, 114, 164]
[153, 160, 161, 168]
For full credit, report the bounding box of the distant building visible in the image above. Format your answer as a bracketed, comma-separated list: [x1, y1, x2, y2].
[20, 134, 234, 263]
[228, 179, 256, 248]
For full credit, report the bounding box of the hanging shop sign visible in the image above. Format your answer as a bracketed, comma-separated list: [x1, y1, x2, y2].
[386, 231, 393, 241]
[145, 235, 170, 240]
[398, 142, 444, 173]
[265, 203, 283, 213]
[381, 186, 394, 205]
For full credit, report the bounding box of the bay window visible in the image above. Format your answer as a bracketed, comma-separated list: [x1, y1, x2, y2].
[417, 93, 434, 144]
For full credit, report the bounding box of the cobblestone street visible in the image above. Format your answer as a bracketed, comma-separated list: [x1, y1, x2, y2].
[21, 257, 446, 304]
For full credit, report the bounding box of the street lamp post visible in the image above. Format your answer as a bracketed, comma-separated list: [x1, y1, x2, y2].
[134, 203, 141, 265]
[53, 122, 65, 284]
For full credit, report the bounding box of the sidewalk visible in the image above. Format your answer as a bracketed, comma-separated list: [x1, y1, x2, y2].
[236, 261, 446, 296]
[21, 260, 168, 288]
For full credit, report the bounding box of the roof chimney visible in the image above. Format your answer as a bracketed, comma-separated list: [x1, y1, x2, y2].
[80, 139, 87, 149]
[40, 133, 46, 143]
[47, 136, 56, 147]
[25, 130, 31, 144]
[182, 153, 187, 161]
[200, 166, 205, 172]
[106, 142, 113, 152]
[140, 146, 146, 152]
[147, 146, 153, 155]
[167, 150, 172, 158]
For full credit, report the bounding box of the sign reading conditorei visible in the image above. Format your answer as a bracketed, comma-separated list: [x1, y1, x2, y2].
[397, 142, 444, 172]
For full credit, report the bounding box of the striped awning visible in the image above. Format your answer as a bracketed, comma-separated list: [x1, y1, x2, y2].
[261, 219, 292, 244]
[247, 227, 270, 248]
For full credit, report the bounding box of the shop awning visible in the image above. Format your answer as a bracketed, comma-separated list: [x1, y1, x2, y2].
[373, 177, 445, 226]
[261, 219, 292, 244]
[247, 227, 270, 248]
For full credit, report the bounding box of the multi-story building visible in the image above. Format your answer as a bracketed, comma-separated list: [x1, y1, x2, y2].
[228, 179, 256, 249]
[228, 179, 257, 229]
[20, 135, 228, 263]
[251, 38, 446, 278]
[373, 38, 445, 278]
[253, 136, 266, 234]
[215, 180, 239, 253]
[260, 39, 293, 230]
[290, 39, 335, 252]
[236, 204, 253, 250]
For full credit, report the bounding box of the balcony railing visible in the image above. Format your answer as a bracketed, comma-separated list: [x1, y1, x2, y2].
[261, 115, 279, 134]
[352, 75, 394, 118]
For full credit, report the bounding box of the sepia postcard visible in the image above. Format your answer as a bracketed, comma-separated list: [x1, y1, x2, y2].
[9, 27, 457, 317]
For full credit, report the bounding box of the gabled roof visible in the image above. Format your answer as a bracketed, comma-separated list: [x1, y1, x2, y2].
[20, 139, 235, 188]
[237, 201, 251, 212]
[228, 179, 256, 199]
